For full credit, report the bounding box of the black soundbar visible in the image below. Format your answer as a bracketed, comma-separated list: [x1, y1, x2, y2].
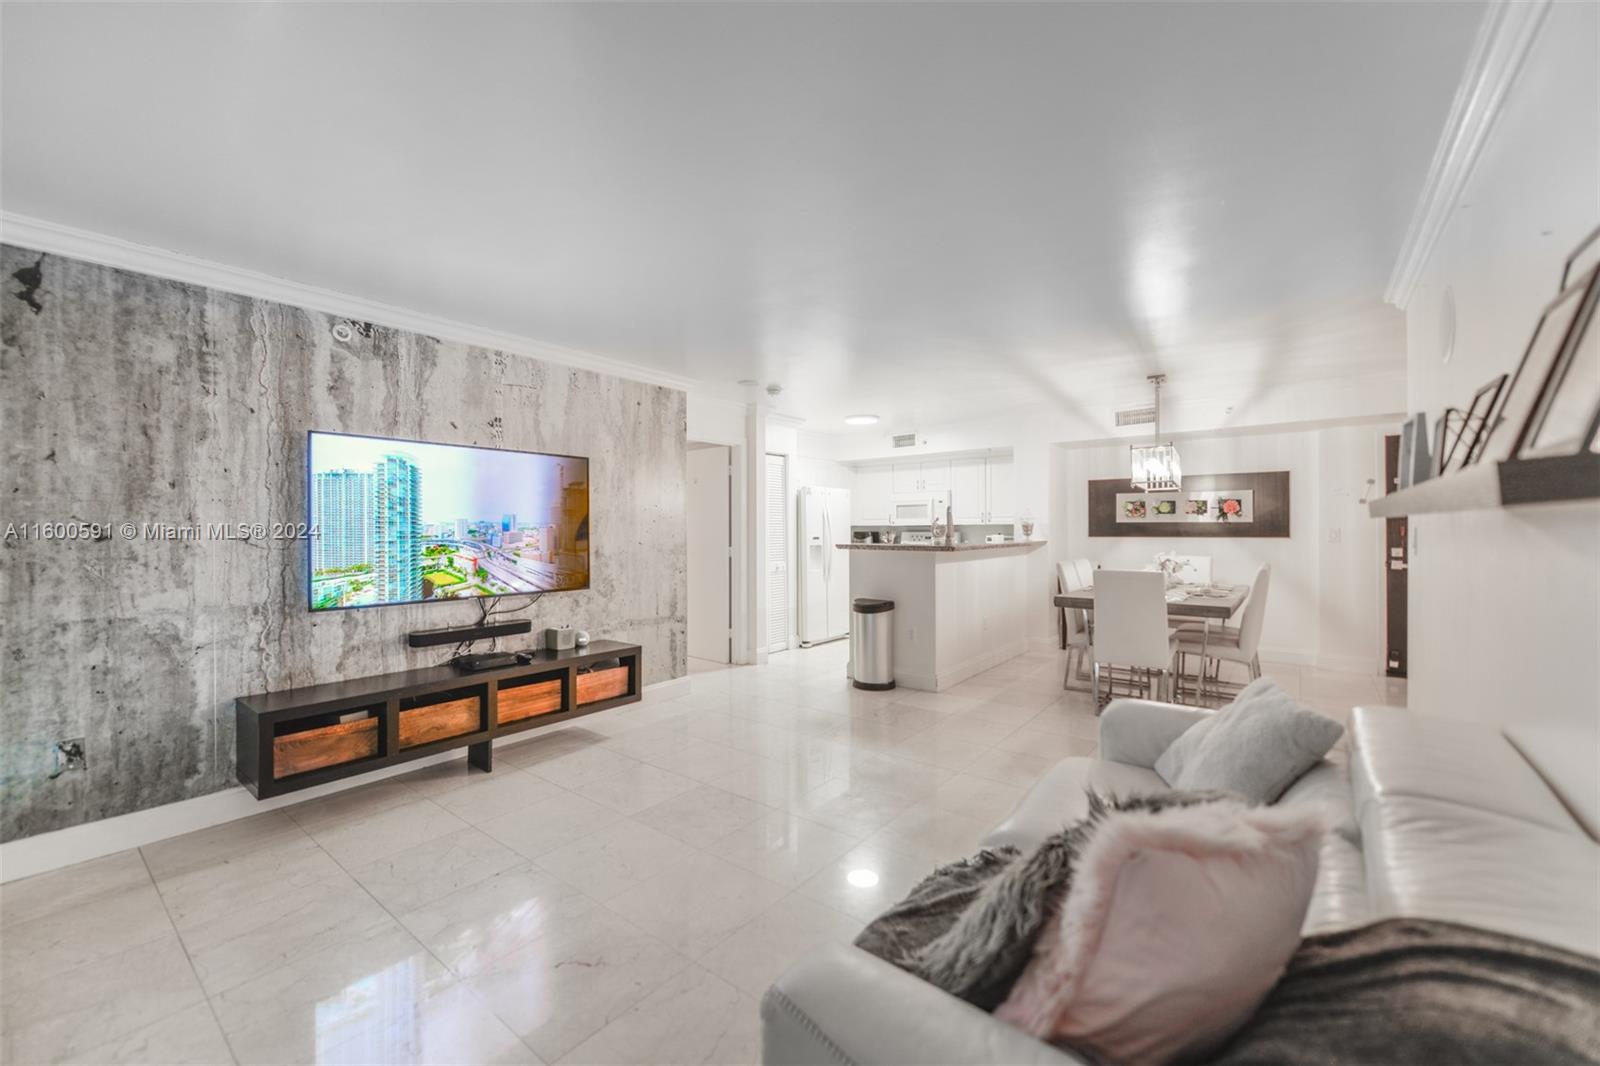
[407, 618, 532, 649]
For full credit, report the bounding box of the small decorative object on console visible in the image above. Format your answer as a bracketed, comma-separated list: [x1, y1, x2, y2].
[575, 629, 591, 647]
[544, 626, 577, 651]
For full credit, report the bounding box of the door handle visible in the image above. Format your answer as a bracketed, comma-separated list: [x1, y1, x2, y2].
[822, 509, 831, 580]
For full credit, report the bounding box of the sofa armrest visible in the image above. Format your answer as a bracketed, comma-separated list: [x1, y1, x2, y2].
[762, 944, 1086, 1066]
[1097, 698, 1212, 768]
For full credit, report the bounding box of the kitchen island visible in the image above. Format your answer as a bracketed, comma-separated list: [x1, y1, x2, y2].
[838, 540, 1047, 691]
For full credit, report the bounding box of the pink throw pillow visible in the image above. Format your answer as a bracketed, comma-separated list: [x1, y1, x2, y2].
[996, 800, 1326, 1066]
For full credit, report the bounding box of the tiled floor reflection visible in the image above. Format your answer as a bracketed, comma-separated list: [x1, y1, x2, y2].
[0, 642, 1400, 1064]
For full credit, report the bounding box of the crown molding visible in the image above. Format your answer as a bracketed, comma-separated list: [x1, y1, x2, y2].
[0, 212, 703, 395]
[1384, 0, 1552, 310]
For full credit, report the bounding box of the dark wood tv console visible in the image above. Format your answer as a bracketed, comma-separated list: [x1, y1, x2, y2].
[235, 640, 642, 799]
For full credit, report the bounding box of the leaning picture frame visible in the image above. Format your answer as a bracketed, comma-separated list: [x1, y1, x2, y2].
[1516, 262, 1600, 460]
[1457, 373, 1509, 469]
[1558, 223, 1600, 291]
[1432, 410, 1458, 478]
[1479, 267, 1597, 465]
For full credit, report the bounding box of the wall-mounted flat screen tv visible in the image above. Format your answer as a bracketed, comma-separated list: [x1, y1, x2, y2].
[307, 431, 589, 611]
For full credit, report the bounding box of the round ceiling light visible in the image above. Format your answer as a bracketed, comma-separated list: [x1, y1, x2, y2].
[843, 414, 880, 426]
[846, 868, 880, 888]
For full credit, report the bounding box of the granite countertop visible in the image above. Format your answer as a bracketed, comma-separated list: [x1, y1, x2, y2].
[836, 540, 1046, 552]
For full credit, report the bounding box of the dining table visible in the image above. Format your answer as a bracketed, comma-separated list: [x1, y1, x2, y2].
[1053, 582, 1252, 703]
[1052, 582, 1250, 621]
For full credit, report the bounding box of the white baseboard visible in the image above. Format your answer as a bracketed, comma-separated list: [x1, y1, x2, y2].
[0, 676, 691, 884]
[643, 676, 692, 702]
[889, 669, 939, 692]
[934, 642, 1028, 691]
[1257, 646, 1316, 667]
[1312, 653, 1381, 677]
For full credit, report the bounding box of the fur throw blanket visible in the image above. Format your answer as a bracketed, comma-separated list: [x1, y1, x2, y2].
[854, 790, 1234, 1009]
[1207, 917, 1600, 1065]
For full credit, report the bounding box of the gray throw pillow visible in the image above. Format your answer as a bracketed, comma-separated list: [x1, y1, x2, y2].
[1154, 677, 1344, 804]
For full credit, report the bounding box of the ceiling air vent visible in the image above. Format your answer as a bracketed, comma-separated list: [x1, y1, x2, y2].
[1115, 405, 1157, 428]
[892, 433, 918, 449]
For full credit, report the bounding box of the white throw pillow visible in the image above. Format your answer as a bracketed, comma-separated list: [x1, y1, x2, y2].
[1154, 677, 1344, 804]
[996, 800, 1326, 1066]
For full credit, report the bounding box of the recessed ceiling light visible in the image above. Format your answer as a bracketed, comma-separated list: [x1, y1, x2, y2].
[843, 414, 880, 426]
[846, 868, 880, 888]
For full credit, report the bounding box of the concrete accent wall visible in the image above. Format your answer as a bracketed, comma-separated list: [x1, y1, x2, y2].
[0, 246, 687, 842]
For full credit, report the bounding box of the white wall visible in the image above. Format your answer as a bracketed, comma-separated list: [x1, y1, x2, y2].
[1055, 421, 1391, 672]
[686, 444, 732, 663]
[792, 455, 855, 494]
[1400, 0, 1599, 785]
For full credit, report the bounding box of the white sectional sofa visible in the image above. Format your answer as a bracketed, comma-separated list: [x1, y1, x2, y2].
[762, 699, 1600, 1065]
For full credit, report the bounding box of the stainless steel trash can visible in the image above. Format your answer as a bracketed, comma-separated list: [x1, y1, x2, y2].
[850, 598, 895, 690]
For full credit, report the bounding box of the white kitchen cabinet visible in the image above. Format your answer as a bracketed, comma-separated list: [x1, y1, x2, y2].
[892, 460, 951, 493]
[950, 457, 987, 523]
[856, 452, 1015, 524]
[986, 453, 1016, 523]
[891, 463, 922, 494]
[854, 464, 893, 524]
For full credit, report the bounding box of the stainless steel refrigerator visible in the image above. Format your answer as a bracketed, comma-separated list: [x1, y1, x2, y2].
[798, 486, 851, 646]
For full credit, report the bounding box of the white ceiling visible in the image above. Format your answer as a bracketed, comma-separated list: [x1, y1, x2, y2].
[2, 2, 1483, 434]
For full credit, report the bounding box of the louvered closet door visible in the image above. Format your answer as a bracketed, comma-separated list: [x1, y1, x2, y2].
[766, 453, 790, 653]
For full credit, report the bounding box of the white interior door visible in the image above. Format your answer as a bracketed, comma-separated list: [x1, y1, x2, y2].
[687, 444, 732, 663]
[765, 453, 790, 653]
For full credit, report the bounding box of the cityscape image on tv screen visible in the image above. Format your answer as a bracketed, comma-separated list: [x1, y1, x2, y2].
[307, 432, 589, 610]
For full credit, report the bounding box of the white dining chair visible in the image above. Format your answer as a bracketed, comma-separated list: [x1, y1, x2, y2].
[1056, 561, 1073, 649]
[1056, 558, 1095, 644]
[1089, 569, 1178, 708]
[1056, 560, 1095, 689]
[1178, 563, 1271, 701]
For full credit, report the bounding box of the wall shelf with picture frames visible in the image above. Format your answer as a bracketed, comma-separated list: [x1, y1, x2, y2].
[1376, 227, 1600, 517]
[1368, 453, 1600, 517]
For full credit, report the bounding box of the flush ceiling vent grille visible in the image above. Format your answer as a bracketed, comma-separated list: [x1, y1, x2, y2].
[891, 433, 918, 449]
[1115, 405, 1157, 428]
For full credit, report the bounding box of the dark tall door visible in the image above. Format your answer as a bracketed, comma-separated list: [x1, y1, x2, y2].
[1383, 435, 1408, 677]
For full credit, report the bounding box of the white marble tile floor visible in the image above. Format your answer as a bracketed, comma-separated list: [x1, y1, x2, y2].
[0, 641, 1399, 1064]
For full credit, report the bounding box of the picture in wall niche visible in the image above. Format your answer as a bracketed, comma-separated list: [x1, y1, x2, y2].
[1088, 472, 1290, 538]
[1117, 490, 1254, 525]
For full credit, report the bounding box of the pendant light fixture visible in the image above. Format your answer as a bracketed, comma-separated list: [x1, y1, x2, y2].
[1130, 374, 1182, 490]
